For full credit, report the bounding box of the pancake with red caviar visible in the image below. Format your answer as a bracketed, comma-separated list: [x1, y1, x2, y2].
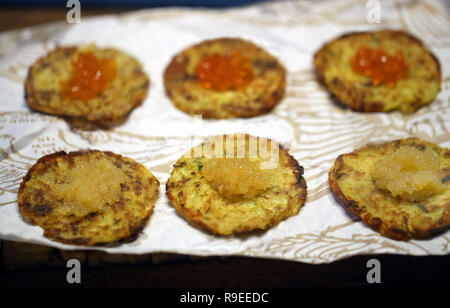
[314, 30, 441, 113]
[166, 134, 307, 235]
[329, 138, 450, 241]
[164, 38, 286, 119]
[25, 44, 149, 129]
[18, 150, 159, 245]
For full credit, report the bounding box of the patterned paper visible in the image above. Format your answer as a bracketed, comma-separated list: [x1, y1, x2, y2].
[0, 0, 448, 263]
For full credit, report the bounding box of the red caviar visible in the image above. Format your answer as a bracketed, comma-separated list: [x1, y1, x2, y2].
[350, 47, 408, 87]
[60, 51, 117, 101]
[196, 50, 253, 91]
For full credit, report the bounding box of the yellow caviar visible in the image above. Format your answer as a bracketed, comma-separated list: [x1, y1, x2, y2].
[371, 146, 445, 202]
[202, 158, 273, 201]
[48, 158, 127, 216]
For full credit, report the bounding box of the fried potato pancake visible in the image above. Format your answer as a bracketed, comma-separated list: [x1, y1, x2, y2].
[314, 30, 441, 113]
[166, 134, 307, 235]
[18, 150, 159, 245]
[25, 45, 149, 129]
[164, 38, 286, 119]
[329, 138, 450, 241]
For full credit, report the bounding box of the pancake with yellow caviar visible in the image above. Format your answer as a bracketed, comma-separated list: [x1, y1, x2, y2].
[164, 38, 286, 119]
[314, 30, 441, 113]
[25, 45, 149, 129]
[18, 150, 159, 245]
[329, 138, 450, 241]
[166, 134, 307, 235]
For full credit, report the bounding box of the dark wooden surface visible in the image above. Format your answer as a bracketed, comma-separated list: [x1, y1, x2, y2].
[0, 7, 449, 288]
[0, 7, 131, 32]
[0, 244, 449, 288]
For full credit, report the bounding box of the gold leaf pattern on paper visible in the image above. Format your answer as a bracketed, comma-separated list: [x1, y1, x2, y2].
[0, 0, 448, 262]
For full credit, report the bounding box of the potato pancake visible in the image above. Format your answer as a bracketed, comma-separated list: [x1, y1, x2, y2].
[166, 134, 307, 235]
[329, 138, 450, 240]
[314, 30, 441, 113]
[164, 38, 286, 119]
[18, 150, 159, 245]
[25, 45, 149, 129]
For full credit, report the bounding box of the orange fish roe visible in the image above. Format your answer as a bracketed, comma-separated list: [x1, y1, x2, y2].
[196, 50, 253, 91]
[350, 47, 408, 87]
[60, 51, 117, 101]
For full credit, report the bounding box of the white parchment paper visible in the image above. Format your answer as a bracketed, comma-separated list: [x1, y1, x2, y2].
[0, 0, 449, 263]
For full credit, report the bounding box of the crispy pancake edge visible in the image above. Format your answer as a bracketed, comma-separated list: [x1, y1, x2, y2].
[25, 46, 150, 130]
[329, 138, 450, 241]
[18, 150, 160, 246]
[163, 38, 286, 119]
[165, 134, 307, 235]
[314, 30, 441, 113]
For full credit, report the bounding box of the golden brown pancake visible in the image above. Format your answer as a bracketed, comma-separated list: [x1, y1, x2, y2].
[164, 38, 286, 119]
[166, 134, 307, 235]
[314, 30, 441, 113]
[18, 150, 159, 245]
[25, 45, 149, 129]
[329, 138, 450, 240]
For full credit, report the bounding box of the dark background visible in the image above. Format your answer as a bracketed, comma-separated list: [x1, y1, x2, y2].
[0, 0, 267, 31]
[0, 0, 266, 6]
